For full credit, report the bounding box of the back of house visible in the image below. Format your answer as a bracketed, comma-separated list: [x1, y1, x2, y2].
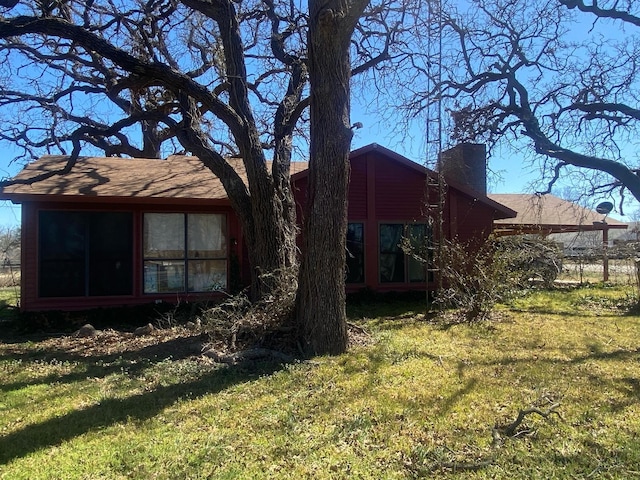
[0, 144, 515, 311]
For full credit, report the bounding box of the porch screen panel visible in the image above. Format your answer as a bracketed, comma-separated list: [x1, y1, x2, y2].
[143, 213, 185, 258]
[144, 213, 185, 293]
[188, 214, 225, 257]
[39, 211, 86, 297]
[89, 212, 134, 295]
[188, 260, 227, 292]
[187, 214, 227, 291]
[39, 211, 133, 298]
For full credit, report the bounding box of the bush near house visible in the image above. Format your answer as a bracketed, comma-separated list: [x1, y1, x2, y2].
[429, 235, 562, 323]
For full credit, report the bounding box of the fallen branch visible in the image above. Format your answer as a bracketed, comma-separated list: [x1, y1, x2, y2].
[412, 401, 563, 474]
[493, 402, 562, 441]
[202, 347, 295, 365]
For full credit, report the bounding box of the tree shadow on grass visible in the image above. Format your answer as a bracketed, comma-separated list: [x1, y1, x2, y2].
[482, 345, 640, 370]
[566, 346, 640, 365]
[0, 332, 205, 363]
[504, 307, 595, 318]
[0, 361, 284, 465]
[436, 377, 478, 417]
[0, 336, 207, 394]
[346, 290, 428, 324]
[0, 302, 19, 324]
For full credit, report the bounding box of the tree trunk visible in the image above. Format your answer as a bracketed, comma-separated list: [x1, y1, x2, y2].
[297, 0, 369, 355]
[243, 176, 299, 300]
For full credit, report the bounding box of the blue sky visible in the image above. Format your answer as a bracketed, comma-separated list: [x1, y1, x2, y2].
[0, 159, 21, 228]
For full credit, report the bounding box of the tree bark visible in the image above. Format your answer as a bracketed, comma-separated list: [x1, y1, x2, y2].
[243, 180, 298, 299]
[297, 0, 369, 355]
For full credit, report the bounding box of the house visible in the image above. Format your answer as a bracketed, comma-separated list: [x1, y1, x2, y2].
[0, 143, 515, 311]
[488, 193, 628, 256]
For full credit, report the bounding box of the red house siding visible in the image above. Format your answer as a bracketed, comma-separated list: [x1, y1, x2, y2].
[293, 155, 368, 220]
[374, 154, 425, 220]
[292, 148, 503, 294]
[452, 195, 494, 244]
[292, 174, 308, 225]
[348, 155, 368, 219]
[21, 205, 36, 310]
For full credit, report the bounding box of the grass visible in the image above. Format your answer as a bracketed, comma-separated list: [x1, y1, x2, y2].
[0, 286, 20, 323]
[1, 286, 640, 478]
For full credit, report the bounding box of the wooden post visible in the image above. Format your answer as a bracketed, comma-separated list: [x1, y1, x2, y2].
[603, 223, 609, 282]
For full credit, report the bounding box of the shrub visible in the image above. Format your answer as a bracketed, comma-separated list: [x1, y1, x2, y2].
[435, 237, 507, 322]
[404, 234, 562, 323]
[493, 236, 563, 289]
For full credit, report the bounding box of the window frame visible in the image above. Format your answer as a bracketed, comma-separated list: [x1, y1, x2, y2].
[378, 222, 431, 284]
[142, 212, 228, 294]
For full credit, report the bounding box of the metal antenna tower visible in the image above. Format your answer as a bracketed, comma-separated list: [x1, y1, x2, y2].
[424, 0, 446, 312]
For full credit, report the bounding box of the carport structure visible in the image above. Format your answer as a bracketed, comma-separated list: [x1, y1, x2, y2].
[487, 194, 628, 281]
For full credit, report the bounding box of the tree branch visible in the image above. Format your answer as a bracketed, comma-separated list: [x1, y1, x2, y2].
[560, 0, 640, 27]
[0, 15, 245, 136]
[494, 402, 562, 439]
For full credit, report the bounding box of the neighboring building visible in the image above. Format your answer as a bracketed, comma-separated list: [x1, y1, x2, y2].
[488, 193, 628, 237]
[488, 193, 628, 257]
[0, 143, 515, 311]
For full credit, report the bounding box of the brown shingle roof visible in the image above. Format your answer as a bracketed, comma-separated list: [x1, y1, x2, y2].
[488, 193, 627, 234]
[0, 155, 309, 202]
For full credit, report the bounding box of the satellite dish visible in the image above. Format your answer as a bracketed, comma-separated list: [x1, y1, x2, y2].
[596, 201, 614, 215]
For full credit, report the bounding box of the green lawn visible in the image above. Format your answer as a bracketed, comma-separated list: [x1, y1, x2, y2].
[0, 286, 20, 324]
[1, 286, 640, 478]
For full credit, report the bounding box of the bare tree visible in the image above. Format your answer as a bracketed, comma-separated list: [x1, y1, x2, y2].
[0, 225, 19, 265]
[0, 0, 307, 302]
[0, 0, 400, 353]
[404, 0, 640, 211]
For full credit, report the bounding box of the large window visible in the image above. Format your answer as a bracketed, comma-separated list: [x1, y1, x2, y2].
[143, 213, 227, 293]
[379, 223, 430, 283]
[39, 211, 133, 297]
[346, 223, 365, 283]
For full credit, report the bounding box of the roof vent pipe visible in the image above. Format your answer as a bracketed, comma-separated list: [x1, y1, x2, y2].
[438, 143, 487, 194]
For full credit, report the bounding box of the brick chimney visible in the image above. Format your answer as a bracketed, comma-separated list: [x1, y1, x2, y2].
[439, 143, 487, 194]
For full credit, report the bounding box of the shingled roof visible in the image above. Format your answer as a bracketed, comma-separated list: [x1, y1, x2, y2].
[0, 155, 309, 204]
[0, 147, 517, 221]
[488, 193, 627, 235]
